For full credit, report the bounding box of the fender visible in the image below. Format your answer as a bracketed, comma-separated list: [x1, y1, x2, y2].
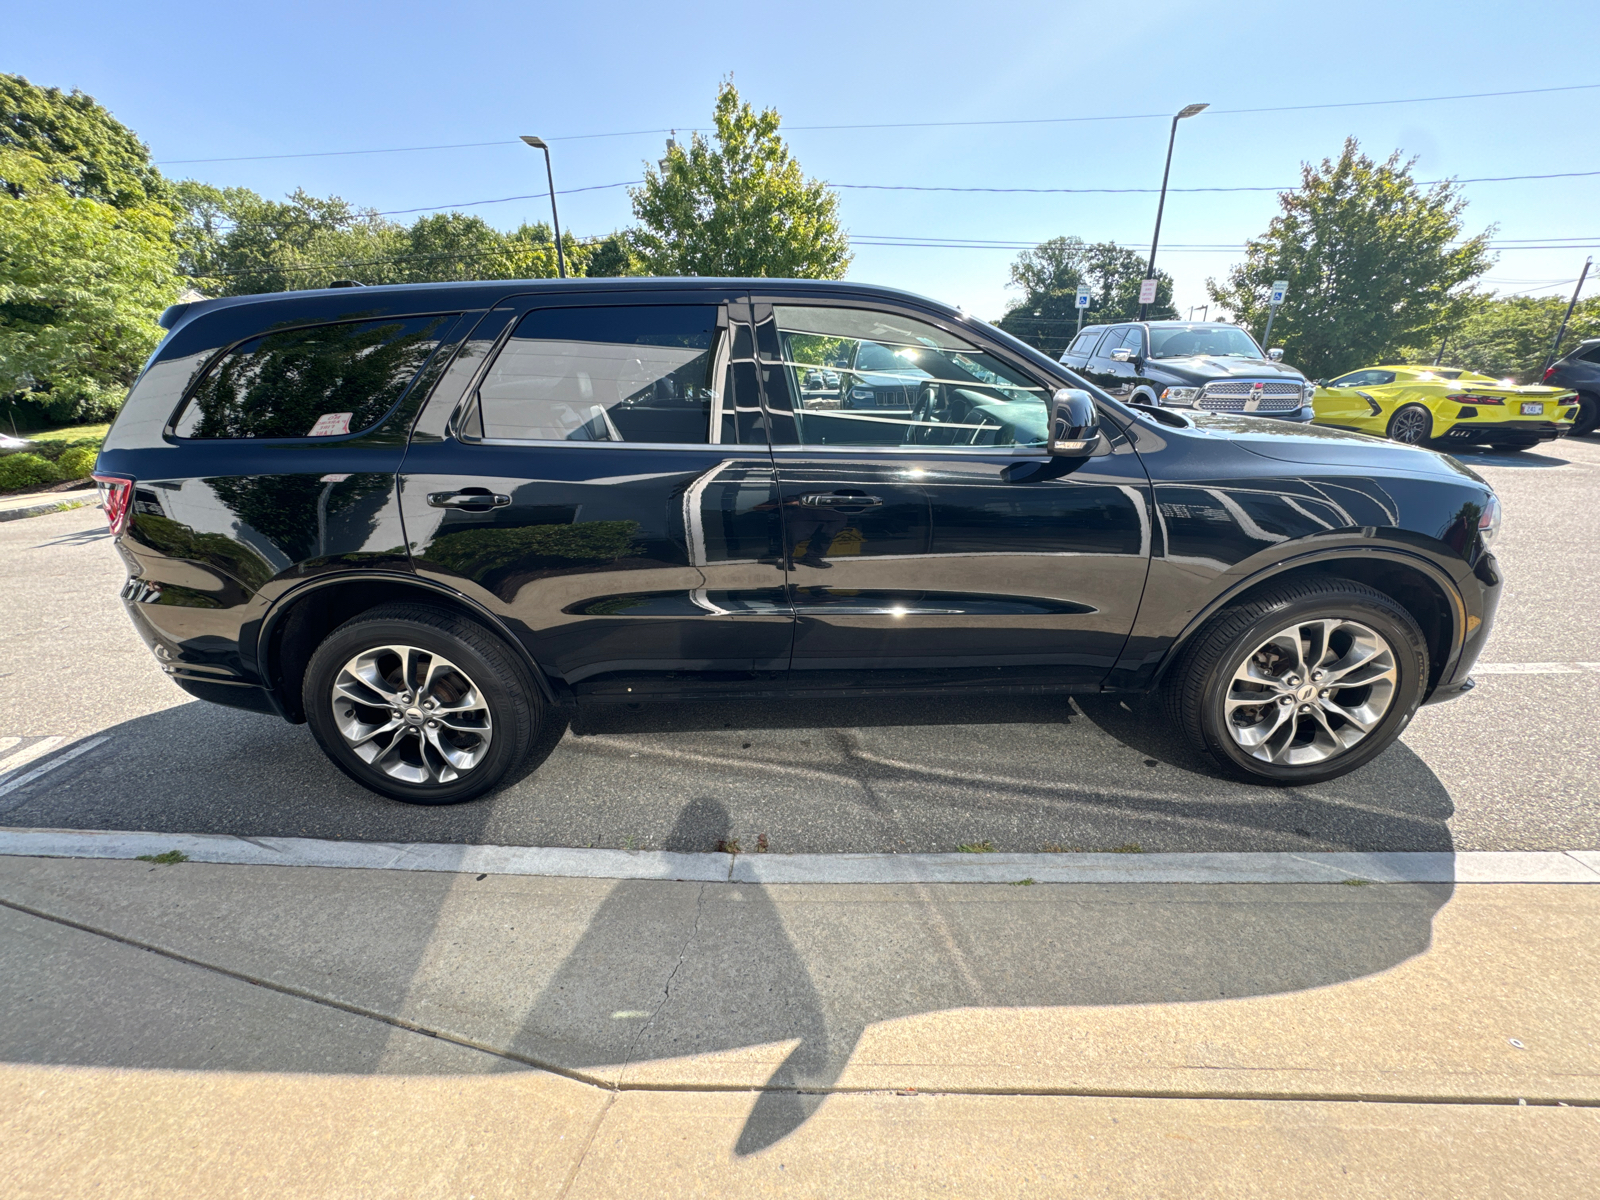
[1136, 542, 1470, 695]
[253, 569, 561, 710]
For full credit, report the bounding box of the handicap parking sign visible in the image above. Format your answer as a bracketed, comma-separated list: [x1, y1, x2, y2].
[1075, 284, 1091, 309]
[1270, 279, 1288, 306]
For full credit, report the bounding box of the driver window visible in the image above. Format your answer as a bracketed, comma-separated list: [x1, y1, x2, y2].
[475, 305, 721, 443]
[771, 305, 1049, 449]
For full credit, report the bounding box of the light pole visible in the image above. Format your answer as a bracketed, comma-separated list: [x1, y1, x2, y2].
[1139, 103, 1208, 321]
[520, 135, 567, 279]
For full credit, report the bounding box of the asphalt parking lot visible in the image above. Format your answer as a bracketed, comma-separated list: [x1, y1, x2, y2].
[3, 436, 1597, 856]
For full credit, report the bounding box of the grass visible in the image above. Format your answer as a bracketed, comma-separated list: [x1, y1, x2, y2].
[1111, 842, 1145, 854]
[714, 837, 741, 855]
[957, 840, 996, 854]
[26, 422, 111, 446]
[1342, 877, 1371, 887]
[1010, 877, 1035, 886]
[135, 849, 188, 865]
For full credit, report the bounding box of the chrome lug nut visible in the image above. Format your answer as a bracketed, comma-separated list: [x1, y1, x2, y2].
[1285, 675, 1300, 687]
[1299, 704, 1311, 713]
[1279, 695, 1293, 706]
[427, 719, 439, 729]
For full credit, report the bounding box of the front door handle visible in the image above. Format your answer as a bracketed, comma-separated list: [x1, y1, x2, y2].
[427, 489, 511, 511]
[800, 492, 884, 508]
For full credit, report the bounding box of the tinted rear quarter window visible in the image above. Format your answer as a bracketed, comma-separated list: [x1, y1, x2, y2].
[1578, 344, 1600, 365]
[174, 315, 453, 439]
[1065, 330, 1100, 357]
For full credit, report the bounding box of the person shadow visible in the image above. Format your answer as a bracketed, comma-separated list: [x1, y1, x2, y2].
[510, 794, 1452, 1157]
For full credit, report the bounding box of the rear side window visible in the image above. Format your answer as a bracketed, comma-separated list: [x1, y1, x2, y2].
[1066, 330, 1100, 357]
[475, 305, 721, 444]
[1092, 327, 1128, 357]
[1578, 344, 1600, 364]
[174, 315, 453, 439]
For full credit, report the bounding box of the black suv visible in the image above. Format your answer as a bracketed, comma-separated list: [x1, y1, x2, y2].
[93, 279, 1500, 803]
[1061, 321, 1314, 421]
[1543, 337, 1600, 436]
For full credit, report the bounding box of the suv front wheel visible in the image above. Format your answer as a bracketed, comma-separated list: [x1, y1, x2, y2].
[1165, 579, 1428, 785]
[304, 604, 542, 804]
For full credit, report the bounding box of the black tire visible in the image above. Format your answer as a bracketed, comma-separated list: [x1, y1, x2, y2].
[1386, 404, 1433, 446]
[1571, 393, 1598, 437]
[1163, 578, 1428, 786]
[304, 603, 543, 804]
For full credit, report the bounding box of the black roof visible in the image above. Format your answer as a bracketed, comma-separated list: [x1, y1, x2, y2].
[160, 276, 967, 332]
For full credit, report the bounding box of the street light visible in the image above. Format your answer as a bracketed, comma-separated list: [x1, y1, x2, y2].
[1139, 102, 1208, 321]
[520, 135, 567, 279]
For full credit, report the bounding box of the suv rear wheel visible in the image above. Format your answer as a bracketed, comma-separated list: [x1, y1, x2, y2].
[1164, 579, 1428, 785]
[304, 604, 542, 804]
[1572, 392, 1598, 437]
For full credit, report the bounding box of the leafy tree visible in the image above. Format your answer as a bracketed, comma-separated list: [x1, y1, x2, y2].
[176, 184, 590, 294]
[1404, 293, 1600, 382]
[630, 80, 850, 278]
[1, 74, 169, 210]
[996, 236, 1175, 357]
[0, 149, 177, 424]
[1208, 138, 1493, 379]
[585, 231, 638, 277]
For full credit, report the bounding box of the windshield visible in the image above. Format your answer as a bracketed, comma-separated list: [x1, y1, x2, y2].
[1148, 325, 1265, 359]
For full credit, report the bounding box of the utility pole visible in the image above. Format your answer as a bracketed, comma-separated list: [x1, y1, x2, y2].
[1545, 257, 1592, 371]
[1140, 103, 1208, 321]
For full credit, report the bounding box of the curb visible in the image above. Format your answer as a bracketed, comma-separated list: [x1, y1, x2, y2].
[0, 492, 97, 522]
[2, 827, 1598, 885]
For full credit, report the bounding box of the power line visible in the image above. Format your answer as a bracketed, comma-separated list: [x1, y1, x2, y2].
[375, 181, 637, 216]
[152, 82, 1600, 166]
[833, 169, 1600, 194]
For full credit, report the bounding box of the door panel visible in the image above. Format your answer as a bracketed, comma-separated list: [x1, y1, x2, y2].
[752, 297, 1153, 692]
[402, 292, 793, 698]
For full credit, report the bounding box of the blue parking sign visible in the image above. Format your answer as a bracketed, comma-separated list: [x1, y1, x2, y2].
[1076, 285, 1091, 309]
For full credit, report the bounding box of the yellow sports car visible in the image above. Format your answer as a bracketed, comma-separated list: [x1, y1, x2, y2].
[1312, 365, 1578, 451]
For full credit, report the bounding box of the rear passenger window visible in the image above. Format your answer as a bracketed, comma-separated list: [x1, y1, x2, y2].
[475, 305, 721, 444]
[174, 316, 453, 439]
[1066, 330, 1100, 357]
[1091, 327, 1127, 357]
[1579, 345, 1600, 364]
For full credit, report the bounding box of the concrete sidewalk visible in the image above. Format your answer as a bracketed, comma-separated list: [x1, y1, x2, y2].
[2, 852, 1597, 1197]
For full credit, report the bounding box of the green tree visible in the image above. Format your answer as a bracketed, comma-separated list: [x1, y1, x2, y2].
[996, 236, 1176, 357]
[0, 74, 169, 210]
[0, 149, 177, 424]
[1208, 138, 1493, 379]
[630, 80, 850, 278]
[1406, 293, 1600, 382]
[584, 231, 638, 277]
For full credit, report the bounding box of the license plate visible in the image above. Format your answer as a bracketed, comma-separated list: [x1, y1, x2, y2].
[1521, 401, 1543, 415]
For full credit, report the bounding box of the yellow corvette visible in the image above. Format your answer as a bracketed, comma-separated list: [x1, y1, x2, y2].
[1312, 365, 1578, 451]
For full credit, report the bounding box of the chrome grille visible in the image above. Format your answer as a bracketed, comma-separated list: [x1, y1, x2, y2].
[1199, 380, 1305, 413]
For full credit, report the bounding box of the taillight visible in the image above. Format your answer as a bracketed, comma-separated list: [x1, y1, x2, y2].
[1444, 393, 1504, 405]
[1543, 366, 1556, 383]
[93, 474, 134, 536]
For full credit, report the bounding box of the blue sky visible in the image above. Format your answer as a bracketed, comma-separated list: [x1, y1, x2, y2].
[9, 0, 1598, 320]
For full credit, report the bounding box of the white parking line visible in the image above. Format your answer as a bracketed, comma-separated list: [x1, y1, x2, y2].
[0, 737, 66, 784]
[0, 827, 1596, 885]
[0, 737, 108, 801]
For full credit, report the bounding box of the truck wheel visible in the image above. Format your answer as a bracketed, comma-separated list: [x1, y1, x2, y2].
[1163, 578, 1428, 786]
[304, 603, 542, 804]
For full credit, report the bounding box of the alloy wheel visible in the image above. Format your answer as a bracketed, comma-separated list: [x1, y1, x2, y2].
[330, 644, 493, 784]
[1389, 407, 1430, 444]
[1223, 618, 1398, 766]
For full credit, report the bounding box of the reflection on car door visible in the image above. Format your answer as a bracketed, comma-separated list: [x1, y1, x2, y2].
[400, 290, 794, 699]
[754, 297, 1153, 692]
[1082, 325, 1130, 395]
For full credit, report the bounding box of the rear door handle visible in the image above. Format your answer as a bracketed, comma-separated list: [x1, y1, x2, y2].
[800, 492, 883, 508]
[427, 489, 510, 511]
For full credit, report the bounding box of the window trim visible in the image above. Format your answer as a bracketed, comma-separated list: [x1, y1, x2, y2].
[452, 300, 733, 451]
[752, 296, 1060, 456]
[164, 311, 465, 444]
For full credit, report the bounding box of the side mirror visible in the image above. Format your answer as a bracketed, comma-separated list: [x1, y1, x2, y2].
[1049, 388, 1100, 456]
[1109, 347, 1135, 363]
[1268, 347, 1285, 361]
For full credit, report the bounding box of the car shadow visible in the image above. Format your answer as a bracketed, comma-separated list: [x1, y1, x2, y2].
[1443, 445, 1572, 468]
[0, 696, 1460, 1155]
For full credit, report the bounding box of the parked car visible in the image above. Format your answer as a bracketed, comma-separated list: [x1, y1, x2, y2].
[94, 279, 1500, 803]
[1312, 364, 1577, 450]
[1542, 338, 1600, 436]
[1059, 321, 1314, 421]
